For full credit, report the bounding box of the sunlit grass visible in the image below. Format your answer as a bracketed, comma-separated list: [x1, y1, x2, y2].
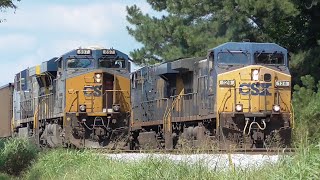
[21, 143, 320, 180]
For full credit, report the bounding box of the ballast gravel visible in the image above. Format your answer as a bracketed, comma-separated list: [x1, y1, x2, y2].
[103, 153, 280, 170]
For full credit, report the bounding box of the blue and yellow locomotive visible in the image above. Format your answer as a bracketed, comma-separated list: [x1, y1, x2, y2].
[130, 42, 292, 149]
[7, 46, 131, 148]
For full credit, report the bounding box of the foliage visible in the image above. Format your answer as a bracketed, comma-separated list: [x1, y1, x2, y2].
[0, 0, 21, 23]
[0, 137, 38, 176]
[290, 47, 320, 85]
[126, 0, 320, 64]
[292, 75, 320, 142]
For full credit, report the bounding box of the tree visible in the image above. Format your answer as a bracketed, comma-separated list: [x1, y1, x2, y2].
[0, 0, 21, 23]
[126, 0, 320, 65]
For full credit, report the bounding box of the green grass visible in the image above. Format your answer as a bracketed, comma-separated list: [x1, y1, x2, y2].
[22, 143, 320, 180]
[24, 149, 218, 180]
[0, 137, 318, 180]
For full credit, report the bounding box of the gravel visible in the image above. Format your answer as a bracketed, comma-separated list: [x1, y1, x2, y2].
[104, 153, 280, 170]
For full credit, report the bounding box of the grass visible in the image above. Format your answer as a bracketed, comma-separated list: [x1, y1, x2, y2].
[24, 149, 218, 180]
[0, 137, 318, 180]
[21, 142, 320, 180]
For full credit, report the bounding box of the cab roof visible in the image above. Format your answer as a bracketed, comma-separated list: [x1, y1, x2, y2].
[211, 42, 287, 54]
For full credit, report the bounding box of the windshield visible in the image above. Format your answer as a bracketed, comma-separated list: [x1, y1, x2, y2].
[254, 53, 285, 65]
[67, 58, 94, 68]
[99, 57, 126, 68]
[217, 52, 249, 64]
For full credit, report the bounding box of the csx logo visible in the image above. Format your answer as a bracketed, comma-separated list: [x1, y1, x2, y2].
[239, 83, 272, 96]
[83, 85, 102, 97]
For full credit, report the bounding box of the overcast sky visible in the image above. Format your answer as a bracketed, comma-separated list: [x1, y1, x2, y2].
[0, 0, 153, 86]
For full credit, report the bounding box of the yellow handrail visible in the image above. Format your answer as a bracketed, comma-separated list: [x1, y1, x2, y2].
[163, 89, 184, 133]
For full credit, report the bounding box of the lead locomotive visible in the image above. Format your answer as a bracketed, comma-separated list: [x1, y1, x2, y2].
[129, 42, 292, 149]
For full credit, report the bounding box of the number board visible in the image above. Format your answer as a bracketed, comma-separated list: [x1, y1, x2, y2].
[77, 49, 92, 55]
[102, 49, 116, 55]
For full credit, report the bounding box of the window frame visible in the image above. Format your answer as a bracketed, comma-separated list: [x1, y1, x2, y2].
[66, 57, 95, 69]
[217, 51, 250, 65]
[254, 52, 285, 65]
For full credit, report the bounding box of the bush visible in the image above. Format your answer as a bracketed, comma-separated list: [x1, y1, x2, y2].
[292, 75, 320, 142]
[0, 137, 38, 176]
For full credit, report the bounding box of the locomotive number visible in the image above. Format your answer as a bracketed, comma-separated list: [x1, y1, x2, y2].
[83, 85, 102, 97]
[239, 83, 272, 96]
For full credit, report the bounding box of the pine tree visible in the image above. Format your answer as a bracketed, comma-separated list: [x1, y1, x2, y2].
[126, 0, 320, 65]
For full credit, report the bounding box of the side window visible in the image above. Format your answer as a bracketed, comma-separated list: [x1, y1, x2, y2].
[208, 51, 214, 67]
[57, 58, 62, 68]
[131, 72, 137, 89]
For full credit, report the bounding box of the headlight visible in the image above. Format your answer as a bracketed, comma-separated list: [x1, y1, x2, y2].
[95, 73, 101, 78]
[235, 104, 243, 112]
[79, 104, 86, 112]
[252, 69, 259, 81]
[219, 80, 235, 87]
[273, 105, 280, 112]
[95, 73, 102, 83]
[275, 80, 290, 87]
[112, 104, 120, 112]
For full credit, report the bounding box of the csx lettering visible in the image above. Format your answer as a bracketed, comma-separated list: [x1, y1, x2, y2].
[83, 85, 102, 97]
[239, 83, 272, 96]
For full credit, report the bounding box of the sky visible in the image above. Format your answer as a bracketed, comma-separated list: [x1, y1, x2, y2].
[0, 0, 154, 86]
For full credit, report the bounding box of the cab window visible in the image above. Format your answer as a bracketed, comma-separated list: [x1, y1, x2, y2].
[99, 57, 126, 68]
[217, 52, 249, 64]
[67, 58, 94, 68]
[254, 53, 284, 65]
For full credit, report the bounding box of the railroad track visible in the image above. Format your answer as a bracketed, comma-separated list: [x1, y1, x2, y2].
[87, 148, 296, 155]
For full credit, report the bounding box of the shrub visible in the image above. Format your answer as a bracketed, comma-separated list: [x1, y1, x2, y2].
[0, 137, 38, 176]
[292, 75, 320, 142]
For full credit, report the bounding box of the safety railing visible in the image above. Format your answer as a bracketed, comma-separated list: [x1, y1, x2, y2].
[135, 92, 199, 125]
[18, 93, 55, 120]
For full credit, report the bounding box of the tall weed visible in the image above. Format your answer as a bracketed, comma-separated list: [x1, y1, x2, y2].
[0, 137, 38, 176]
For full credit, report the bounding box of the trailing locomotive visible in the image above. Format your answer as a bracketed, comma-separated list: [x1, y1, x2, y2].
[0, 46, 131, 148]
[129, 42, 292, 149]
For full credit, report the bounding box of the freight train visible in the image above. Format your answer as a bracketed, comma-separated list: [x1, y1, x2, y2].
[129, 42, 293, 149]
[0, 42, 293, 149]
[0, 46, 132, 148]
